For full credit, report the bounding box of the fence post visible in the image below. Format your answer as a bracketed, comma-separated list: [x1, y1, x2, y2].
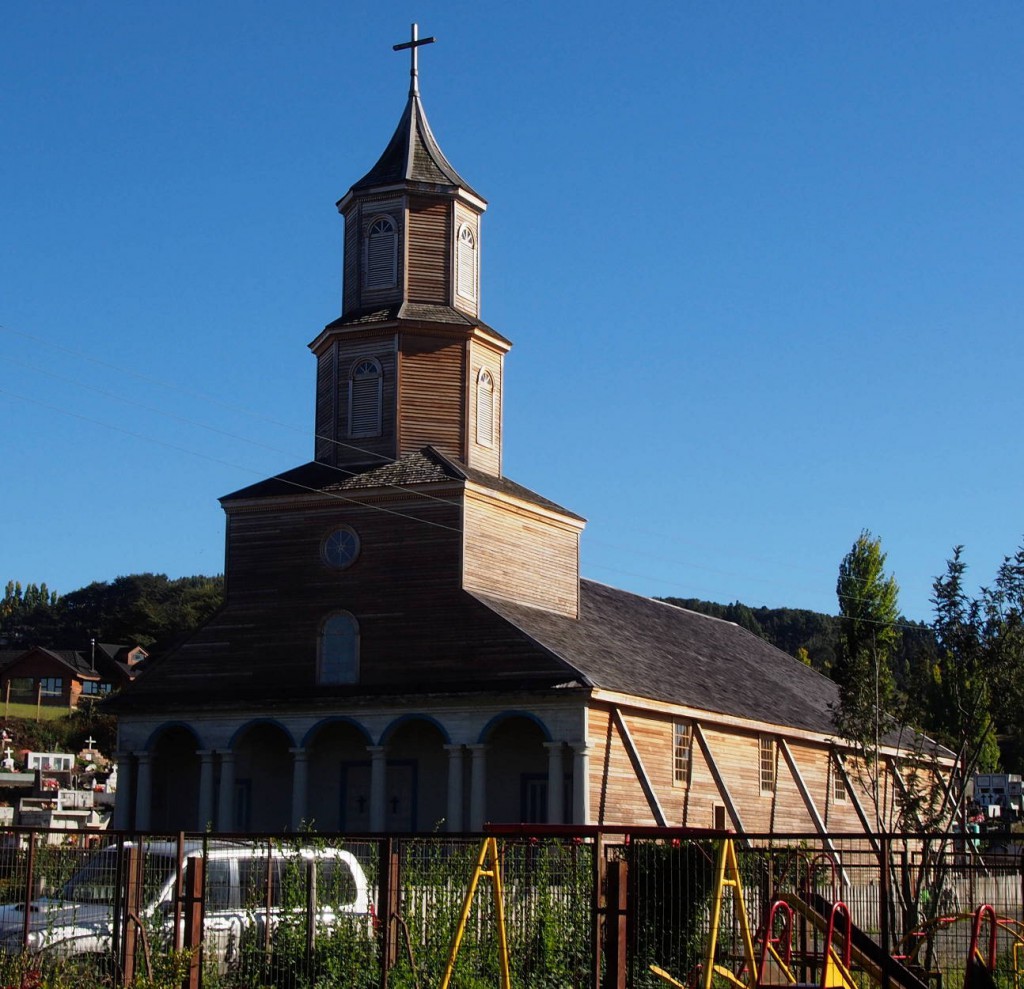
[306, 858, 316, 971]
[378, 836, 400, 989]
[603, 858, 628, 989]
[20, 830, 36, 952]
[121, 844, 142, 986]
[181, 854, 205, 989]
[592, 834, 605, 989]
[174, 831, 186, 952]
[879, 835, 891, 989]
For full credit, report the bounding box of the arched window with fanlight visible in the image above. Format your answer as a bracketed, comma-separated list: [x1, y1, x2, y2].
[349, 357, 382, 438]
[476, 368, 494, 447]
[456, 223, 477, 302]
[318, 612, 359, 685]
[364, 215, 397, 290]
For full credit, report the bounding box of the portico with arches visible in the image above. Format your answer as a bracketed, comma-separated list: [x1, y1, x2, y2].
[114, 705, 589, 833]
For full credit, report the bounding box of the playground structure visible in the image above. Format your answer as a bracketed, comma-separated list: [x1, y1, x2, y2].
[650, 839, 1024, 989]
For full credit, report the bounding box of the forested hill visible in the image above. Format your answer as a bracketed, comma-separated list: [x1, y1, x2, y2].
[658, 596, 936, 684]
[1, 574, 224, 653]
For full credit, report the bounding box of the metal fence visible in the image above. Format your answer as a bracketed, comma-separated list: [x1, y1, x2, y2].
[0, 827, 1017, 989]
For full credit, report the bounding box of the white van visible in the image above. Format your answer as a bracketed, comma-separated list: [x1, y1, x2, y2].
[0, 841, 372, 967]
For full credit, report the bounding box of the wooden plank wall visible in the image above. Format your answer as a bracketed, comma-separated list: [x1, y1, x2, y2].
[314, 346, 336, 462]
[407, 197, 450, 303]
[466, 339, 503, 475]
[462, 489, 580, 617]
[587, 703, 897, 834]
[398, 335, 465, 460]
[341, 202, 361, 315]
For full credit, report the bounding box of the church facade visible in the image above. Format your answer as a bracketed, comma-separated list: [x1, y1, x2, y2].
[109, 40, 940, 838]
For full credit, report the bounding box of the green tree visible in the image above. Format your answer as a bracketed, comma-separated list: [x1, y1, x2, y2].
[832, 530, 901, 754]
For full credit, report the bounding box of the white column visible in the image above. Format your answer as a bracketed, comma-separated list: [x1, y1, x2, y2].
[197, 750, 215, 831]
[368, 746, 386, 832]
[217, 751, 235, 831]
[545, 742, 565, 824]
[469, 744, 487, 831]
[112, 752, 133, 830]
[444, 744, 464, 832]
[290, 747, 309, 831]
[571, 743, 591, 826]
[134, 751, 152, 831]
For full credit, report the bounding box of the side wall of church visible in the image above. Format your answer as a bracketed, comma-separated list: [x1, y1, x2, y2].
[462, 489, 580, 617]
[586, 703, 887, 834]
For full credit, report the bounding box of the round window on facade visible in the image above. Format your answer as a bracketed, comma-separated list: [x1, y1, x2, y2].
[321, 526, 361, 570]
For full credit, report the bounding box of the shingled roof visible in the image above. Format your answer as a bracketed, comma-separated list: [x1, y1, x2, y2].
[473, 580, 933, 749]
[345, 94, 483, 200]
[323, 303, 508, 343]
[221, 447, 583, 520]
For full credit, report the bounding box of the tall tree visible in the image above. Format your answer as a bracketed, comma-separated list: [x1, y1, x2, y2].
[832, 530, 901, 753]
[930, 549, 996, 769]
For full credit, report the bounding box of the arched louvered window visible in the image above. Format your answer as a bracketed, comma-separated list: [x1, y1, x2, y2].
[364, 216, 397, 290]
[349, 357, 383, 438]
[476, 369, 494, 447]
[319, 612, 359, 684]
[456, 223, 477, 301]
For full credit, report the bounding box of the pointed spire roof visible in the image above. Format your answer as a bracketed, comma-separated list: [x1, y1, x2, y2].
[346, 93, 484, 202]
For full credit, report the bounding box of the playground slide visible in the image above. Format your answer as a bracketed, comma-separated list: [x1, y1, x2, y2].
[779, 892, 930, 989]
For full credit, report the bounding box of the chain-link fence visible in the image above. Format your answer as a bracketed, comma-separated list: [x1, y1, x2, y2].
[0, 827, 1017, 989]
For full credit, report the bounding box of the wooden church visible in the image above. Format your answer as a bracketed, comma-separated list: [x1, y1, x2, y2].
[109, 30, 937, 837]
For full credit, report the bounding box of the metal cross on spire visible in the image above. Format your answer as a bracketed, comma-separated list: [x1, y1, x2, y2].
[393, 22, 436, 97]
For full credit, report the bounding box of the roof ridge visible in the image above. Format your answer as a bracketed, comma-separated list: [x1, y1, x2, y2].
[580, 578, 743, 628]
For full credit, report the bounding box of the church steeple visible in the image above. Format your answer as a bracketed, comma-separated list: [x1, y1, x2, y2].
[309, 26, 509, 477]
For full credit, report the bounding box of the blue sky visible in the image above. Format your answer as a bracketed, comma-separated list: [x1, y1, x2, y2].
[3, 1, 1022, 623]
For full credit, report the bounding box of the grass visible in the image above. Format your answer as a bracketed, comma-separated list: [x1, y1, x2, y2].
[0, 702, 71, 721]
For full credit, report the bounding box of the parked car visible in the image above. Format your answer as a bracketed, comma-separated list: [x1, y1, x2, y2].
[0, 840, 372, 968]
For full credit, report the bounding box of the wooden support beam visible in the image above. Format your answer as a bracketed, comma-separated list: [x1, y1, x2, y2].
[692, 722, 747, 843]
[779, 738, 851, 887]
[611, 707, 668, 827]
[833, 751, 881, 852]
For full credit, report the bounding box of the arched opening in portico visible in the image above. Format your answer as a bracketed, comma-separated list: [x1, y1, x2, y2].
[482, 715, 552, 824]
[149, 725, 200, 832]
[383, 718, 448, 832]
[305, 719, 372, 832]
[231, 721, 292, 831]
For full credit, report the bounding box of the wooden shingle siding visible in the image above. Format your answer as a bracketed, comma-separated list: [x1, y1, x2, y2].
[407, 198, 450, 303]
[467, 340, 502, 474]
[462, 488, 580, 617]
[314, 345, 336, 462]
[399, 335, 465, 460]
[453, 203, 479, 317]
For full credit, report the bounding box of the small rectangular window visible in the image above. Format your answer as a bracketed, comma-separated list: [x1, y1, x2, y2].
[759, 736, 775, 793]
[833, 761, 847, 802]
[713, 804, 727, 830]
[8, 678, 34, 701]
[673, 722, 692, 786]
[40, 677, 63, 698]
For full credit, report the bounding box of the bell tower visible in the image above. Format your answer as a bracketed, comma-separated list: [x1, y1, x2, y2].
[310, 25, 510, 477]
